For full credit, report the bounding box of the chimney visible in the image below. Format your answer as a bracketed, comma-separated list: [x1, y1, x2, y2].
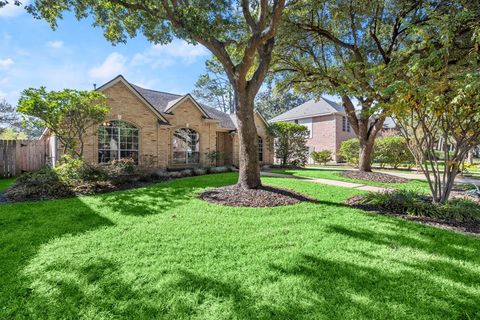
[93, 83, 97, 90]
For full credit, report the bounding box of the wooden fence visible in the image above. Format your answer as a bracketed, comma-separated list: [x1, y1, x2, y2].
[0, 140, 48, 177]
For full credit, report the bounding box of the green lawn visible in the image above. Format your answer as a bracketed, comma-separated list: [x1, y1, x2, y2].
[272, 168, 431, 192]
[0, 178, 15, 192]
[1, 173, 479, 319]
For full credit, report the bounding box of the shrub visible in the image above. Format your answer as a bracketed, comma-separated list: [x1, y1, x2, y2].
[181, 169, 193, 177]
[205, 151, 224, 166]
[374, 136, 414, 168]
[358, 189, 480, 221]
[339, 138, 360, 166]
[55, 155, 107, 183]
[108, 158, 136, 174]
[193, 168, 207, 176]
[311, 150, 332, 165]
[207, 166, 230, 173]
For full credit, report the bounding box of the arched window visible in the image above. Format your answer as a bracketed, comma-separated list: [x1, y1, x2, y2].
[173, 128, 200, 164]
[98, 120, 139, 164]
[258, 136, 264, 162]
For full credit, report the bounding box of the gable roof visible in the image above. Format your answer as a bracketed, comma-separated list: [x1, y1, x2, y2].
[130, 84, 183, 114]
[97, 75, 257, 130]
[164, 94, 212, 119]
[95, 75, 170, 124]
[132, 84, 236, 129]
[270, 98, 345, 122]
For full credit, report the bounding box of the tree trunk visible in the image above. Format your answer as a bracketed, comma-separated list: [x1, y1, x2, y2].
[235, 92, 261, 189]
[358, 139, 374, 172]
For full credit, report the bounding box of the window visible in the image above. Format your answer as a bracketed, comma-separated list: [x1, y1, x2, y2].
[98, 120, 139, 164]
[258, 136, 263, 162]
[173, 128, 200, 164]
[342, 116, 351, 132]
[294, 119, 299, 124]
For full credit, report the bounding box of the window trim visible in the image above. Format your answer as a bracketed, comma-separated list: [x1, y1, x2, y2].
[258, 136, 264, 162]
[97, 120, 140, 164]
[172, 128, 200, 165]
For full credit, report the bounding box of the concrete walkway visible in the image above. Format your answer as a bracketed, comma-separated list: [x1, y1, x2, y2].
[261, 171, 393, 193]
[303, 166, 480, 185]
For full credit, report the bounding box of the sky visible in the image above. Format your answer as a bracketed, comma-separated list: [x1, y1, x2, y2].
[0, 1, 212, 106]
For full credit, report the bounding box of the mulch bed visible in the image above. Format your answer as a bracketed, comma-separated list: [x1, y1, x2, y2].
[199, 184, 316, 207]
[1, 179, 164, 203]
[341, 171, 409, 183]
[346, 195, 480, 235]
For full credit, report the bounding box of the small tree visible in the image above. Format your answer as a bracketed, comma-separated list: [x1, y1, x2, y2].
[18, 88, 109, 157]
[268, 122, 309, 167]
[391, 1, 480, 203]
[311, 150, 332, 165]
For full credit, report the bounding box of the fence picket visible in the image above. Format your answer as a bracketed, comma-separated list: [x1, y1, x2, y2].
[0, 139, 47, 177]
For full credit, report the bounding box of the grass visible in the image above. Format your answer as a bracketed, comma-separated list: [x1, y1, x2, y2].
[0, 178, 15, 192]
[272, 168, 431, 192]
[1, 173, 479, 319]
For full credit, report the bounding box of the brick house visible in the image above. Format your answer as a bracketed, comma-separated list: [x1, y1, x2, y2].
[270, 98, 356, 163]
[48, 75, 273, 169]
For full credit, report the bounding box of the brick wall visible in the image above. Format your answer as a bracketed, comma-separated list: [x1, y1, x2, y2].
[298, 114, 356, 163]
[81, 80, 272, 169]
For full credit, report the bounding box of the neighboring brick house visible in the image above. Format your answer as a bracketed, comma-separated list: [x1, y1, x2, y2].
[48, 75, 273, 169]
[270, 98, 356, 163]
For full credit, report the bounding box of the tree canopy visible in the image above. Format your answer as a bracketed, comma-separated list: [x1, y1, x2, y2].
[18, 88, 109, 157]
[389, 0, 480, 203]
[274, 0, 430, 171]
[23, 0, 287, 188]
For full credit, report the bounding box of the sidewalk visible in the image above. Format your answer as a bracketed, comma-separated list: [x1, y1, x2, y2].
[261, 171, 393, 193]
[304, 166, 480, 185]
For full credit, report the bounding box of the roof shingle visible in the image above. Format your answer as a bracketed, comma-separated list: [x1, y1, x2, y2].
[130, 82, 236, 129]
[270, 98, 345, 122]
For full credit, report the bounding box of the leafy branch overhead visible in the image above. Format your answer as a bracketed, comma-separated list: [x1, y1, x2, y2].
[27, 0, 289, 188]
[274, 0, 429, 172]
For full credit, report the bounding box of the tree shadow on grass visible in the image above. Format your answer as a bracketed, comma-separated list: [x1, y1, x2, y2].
[326, 224, 480, 261]
[96, 173, 239, 216]
[22, 257, 165, 319]
[269, 253, 480, 319]
[0, 198, 114, 319]
[173, 269, 301, 319]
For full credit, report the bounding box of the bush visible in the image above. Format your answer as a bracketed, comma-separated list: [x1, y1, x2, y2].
[205, 151, 224, 166]
[55, 155, 107, 183]
[207, 166, 230, 173]
[106, 158, 136, 175]
[374, 136, 415, 168]
[193, 168, 207, 176]
[311, 150, 332, 165]
[340, 136, 416, 168]
[339, 138, 360, 166]
[358, 189, 480, 221]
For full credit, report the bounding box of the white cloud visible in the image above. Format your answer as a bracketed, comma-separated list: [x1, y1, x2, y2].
[0, 58, 14, 69]
[131, 40, 209, 68]
[88, 52, 127, 81]
[0, 77, 9, 84]
[46, 40, 64, 49]
[0, 0, 28, 17]
[153, 40, 209, 62]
